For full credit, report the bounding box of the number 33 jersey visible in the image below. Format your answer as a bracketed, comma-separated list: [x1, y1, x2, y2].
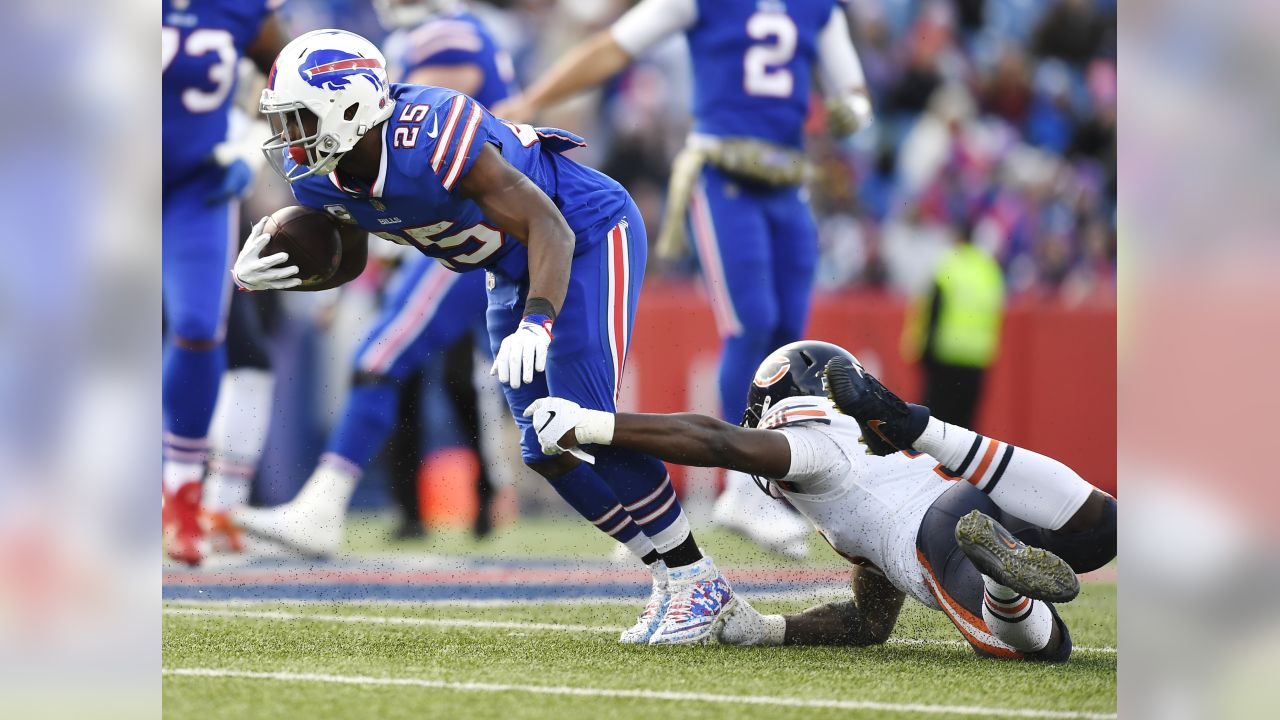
[162, 0, 282, 190]
[288, 84, 630, 279]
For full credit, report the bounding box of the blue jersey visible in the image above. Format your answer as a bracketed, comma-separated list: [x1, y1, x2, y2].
[384, 10, 516, 109]
[162, 0, 280, 189]
[289, 84, 630, 279]
[687, 0, 840, 149]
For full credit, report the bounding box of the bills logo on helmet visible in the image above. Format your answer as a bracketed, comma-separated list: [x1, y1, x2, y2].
[753, 355, 790, 387]
[298, 49, 385, 92]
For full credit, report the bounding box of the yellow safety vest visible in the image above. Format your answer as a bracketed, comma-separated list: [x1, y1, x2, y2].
[917, 245, 1005, 368]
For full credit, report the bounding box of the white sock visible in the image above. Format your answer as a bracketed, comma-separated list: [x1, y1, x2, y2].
[163, 432, 207, 494]
[294, 453, 362, 515]
[206, 369, 274, 511]
[913, 418, 1095, 530]
[980, 576, 1053, 653]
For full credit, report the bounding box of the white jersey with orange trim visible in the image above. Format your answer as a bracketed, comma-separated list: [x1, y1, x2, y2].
[762, 396, 953, 608]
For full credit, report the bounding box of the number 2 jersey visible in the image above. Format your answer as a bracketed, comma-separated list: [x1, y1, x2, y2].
[611, 0, 846, 150]
[759, 396, 954, 609]
[287, 84, 630, 279]
[162, 0, 282, 191]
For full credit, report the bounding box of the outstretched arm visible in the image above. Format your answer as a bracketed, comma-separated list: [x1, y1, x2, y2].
[526, 398, 792, 479]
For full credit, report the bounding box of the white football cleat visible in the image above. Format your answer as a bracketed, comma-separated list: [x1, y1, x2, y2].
[713, 470, 811, 559]
[648, 557, 736, 645]
[619, 561, 670, 644]
[232, 499, 344, 558]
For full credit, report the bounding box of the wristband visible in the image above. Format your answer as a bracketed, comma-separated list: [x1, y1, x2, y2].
[523, 296, 557, 323]
[574, 409, 616, 446]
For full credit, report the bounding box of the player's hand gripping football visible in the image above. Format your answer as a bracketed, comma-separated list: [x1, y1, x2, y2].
[232, 217, 302, 291]
[491, 315, 553, 389]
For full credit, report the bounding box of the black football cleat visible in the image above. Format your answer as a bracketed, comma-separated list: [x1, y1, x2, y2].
[955, 510, 1080, 603]
[823, 356, 930, 455]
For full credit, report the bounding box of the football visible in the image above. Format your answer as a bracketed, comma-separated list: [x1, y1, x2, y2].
[262, 206, 344, 285]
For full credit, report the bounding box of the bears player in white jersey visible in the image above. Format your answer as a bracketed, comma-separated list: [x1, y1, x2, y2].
[527, 342, 1117, 659]
[233, 29, 736, 644]
[495, 0, 875, 558]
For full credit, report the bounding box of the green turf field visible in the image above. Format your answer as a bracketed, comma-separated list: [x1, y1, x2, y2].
[164, 516, 1116, 719]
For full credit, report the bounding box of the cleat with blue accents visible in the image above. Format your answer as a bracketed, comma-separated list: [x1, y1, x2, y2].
[648, 557, 736, 645]
[620, 561, 670, 644]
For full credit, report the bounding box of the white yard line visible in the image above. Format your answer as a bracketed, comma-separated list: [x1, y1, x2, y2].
[163, 606, 1117, 655]
[163, 667, 1116, 719]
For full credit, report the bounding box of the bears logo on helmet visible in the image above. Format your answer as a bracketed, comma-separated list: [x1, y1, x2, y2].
[752, 355, 790, 388]
[742, 340, 860, 429]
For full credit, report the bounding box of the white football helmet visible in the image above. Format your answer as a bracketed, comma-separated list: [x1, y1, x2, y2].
[260, 29, 395, 183]
[373, 0, 460, 30]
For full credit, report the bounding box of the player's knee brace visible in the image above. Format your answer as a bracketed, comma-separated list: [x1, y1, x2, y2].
[1046, 495, 1117, 574]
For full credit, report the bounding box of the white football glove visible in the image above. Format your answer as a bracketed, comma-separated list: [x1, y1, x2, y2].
[491, 316, 553, 389]
[524, 397, 585, 456]
[231, 216, 302, 291]
[523, 397, 617, 464]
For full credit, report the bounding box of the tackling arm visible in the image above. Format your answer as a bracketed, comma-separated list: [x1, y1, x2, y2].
[458, 144, 573, 315]
[545, 407, 793, 480]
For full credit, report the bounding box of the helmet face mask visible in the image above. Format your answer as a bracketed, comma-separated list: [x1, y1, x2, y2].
[260, 29, 395, 184]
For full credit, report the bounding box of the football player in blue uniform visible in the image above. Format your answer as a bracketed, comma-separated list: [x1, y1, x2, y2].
[233, 29, 735, 645]
[234, 0, 515, 555]
[495, 0, 874, 558]
[162, 0, 290, 565]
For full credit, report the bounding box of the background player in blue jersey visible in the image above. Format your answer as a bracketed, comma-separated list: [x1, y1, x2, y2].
[495, 0, 874, 558]
[162, 0, 291, 566]
[234, 0, 515, 556]
[233, 28, 736, 645]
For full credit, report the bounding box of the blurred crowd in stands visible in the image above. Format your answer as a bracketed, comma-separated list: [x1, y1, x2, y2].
[271, 0, 1117, 305]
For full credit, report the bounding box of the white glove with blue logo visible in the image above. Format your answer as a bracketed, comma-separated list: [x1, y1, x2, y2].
[492, 314, 553, 389]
